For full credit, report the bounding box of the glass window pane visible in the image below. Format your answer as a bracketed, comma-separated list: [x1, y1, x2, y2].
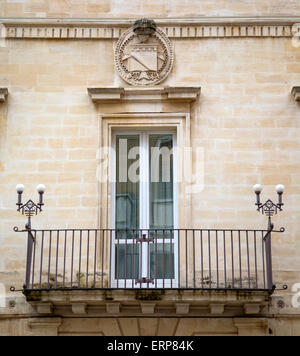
[115, 244, 140, 280]
[116, 135, 140, 238]
[150, 244, 174, 279]
[149, 134, 174, 232]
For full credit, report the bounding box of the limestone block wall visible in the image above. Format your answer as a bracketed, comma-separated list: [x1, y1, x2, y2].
[1, 36, 299, 287]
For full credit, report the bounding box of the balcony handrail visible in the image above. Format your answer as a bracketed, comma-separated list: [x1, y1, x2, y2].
[14, 227, 285, 233]
[14, 227, 285, 293]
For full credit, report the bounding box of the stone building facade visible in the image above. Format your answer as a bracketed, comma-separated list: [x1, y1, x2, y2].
[0, 0, 300, 336]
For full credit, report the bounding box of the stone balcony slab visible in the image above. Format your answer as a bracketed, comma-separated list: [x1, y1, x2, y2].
[25, 289, 270, 318]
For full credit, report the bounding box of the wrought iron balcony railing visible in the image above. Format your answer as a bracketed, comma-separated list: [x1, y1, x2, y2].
[14, 227, 284, 292]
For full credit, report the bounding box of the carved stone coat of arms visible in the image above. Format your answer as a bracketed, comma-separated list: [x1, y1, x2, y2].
[115, 18, 174, 86]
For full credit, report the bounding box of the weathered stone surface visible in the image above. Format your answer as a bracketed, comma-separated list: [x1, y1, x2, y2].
[28, 318, 61, 336]
[234, 318, 268, 336]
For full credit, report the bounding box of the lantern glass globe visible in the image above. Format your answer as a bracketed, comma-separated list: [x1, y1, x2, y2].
[16, 184, 24, 194]
[253, 184, 263, 194]
[276, 184, 285, 194]
[36, 184, 46, 194]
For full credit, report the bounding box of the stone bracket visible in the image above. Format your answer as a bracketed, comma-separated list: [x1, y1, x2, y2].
[176, 303, 190, 315]
[0, 88, 8, 102]
[71, 303, 87, 315]
[106, 303, 120, 314]
[140, 303, 156, 314]
[210, 304, 225, 315]
[292, 87, 300, 101]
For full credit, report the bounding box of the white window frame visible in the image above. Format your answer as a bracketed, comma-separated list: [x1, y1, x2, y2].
[110, 129, 178, 288]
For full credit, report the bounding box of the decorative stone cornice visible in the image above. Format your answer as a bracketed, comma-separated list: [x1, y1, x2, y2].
[0, 17, 299, 39]
[0, 88, 8, 102]
[292, 87, 300, 101]
[87, 87, 201, 103]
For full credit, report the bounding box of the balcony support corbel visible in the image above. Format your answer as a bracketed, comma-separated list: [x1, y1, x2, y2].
[292, 86, 300, 101]
[176, 303, 190, 315]
[106, 303, 120, 314]
[140, 303, 156, 314]
[0, 88, 8, 102]
[72, 303, 87, 315]
[210, 304, 225, 315]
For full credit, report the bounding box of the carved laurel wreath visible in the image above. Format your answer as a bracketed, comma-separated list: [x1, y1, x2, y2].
[115, 27, 174, 86]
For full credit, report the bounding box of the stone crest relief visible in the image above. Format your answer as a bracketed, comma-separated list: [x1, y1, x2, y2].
[115, 18, 174, 86]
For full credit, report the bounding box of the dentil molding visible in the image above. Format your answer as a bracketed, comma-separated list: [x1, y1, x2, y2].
[0, 17, 299, 39]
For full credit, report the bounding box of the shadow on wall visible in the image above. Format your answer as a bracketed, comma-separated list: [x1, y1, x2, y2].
[0, 91, 8, 147]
